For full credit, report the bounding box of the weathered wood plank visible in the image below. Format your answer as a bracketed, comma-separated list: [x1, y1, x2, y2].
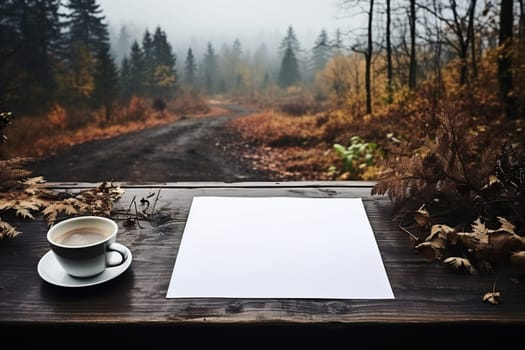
[46, 181, 378, 189]
[1, 184, 524, 335]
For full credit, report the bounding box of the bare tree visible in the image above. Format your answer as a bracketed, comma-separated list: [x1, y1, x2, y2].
[419, 0, 478, 86]
[409, 0, 417, 90]
[498, 0, 516, 119]
[338, 0, 374, 115]
[386, 0, 393, 103]
[364, 0, 374, 114]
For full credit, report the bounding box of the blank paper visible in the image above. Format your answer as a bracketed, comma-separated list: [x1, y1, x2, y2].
[166, 197, 394, 299]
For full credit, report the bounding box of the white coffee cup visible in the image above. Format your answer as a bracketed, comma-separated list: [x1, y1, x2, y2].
[47, 216, 128, 278]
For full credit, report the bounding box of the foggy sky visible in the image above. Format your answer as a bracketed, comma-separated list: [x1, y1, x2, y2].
[98, 0, 344, 55]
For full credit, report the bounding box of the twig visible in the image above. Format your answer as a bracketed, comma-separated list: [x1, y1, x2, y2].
[126, 195, 136, 215]
[133, 200, 144, 229]
[399, 223, 419, 241]
[150, 187, 162, 215]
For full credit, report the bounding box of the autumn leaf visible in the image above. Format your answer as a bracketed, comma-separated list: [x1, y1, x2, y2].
[0, 219, 20, 239]
[427, 224, 456, 242]
[414, 223, 457, 260]
[414, 206, 431, 227]
[470, 218, 490, 243]
[443, 257, 478, 275]
[15, 207, 34, 220]
[0, 199, 17, 211]
[1, 161, 125, 235]
[496, 216, 517, 234]
[457, 217, 524, 262]
[415, 240, 447, 260]
[42, 202, 78, 226]
[482, 291, 501, 305]
[22, 176, 45, 186]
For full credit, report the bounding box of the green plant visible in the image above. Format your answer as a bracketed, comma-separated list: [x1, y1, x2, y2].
[330, 136, 380, 177]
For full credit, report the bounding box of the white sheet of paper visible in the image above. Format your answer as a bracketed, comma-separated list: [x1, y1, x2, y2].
[166, 197, 394, 299]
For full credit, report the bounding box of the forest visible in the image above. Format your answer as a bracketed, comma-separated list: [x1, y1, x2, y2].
[1, 1, 523, 157]
[0, 0, 525, 276]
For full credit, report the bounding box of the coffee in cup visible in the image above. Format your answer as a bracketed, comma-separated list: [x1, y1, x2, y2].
[47, 216, 128, 278]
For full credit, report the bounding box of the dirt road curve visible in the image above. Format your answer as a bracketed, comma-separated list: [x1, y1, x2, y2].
[28, 104, 270, 183]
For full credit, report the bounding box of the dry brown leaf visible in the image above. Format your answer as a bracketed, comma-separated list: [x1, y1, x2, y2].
[15, 207, 34, 220]
[471, 218, 490, 243]
[0, 219, 20, 238]
[1, 163, 126, 238]
[43, 202, 79, 226]
[21, 176, 45, 186]
[17, 199, 40, 211]
[413, 223, 459, 260]
[487, 230, 523, 256]
[0, 199, 17, 211]
[415, 239, 447, 260]
[427, 224, 456, 241]
[497, 216, 516, 234]
[457, 217, 524, 262]
[482, 291, 501, 305]
[414, 206, 431, 227]
[443, 257, 478, 274]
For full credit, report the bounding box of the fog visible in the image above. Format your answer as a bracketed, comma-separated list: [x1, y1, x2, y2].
[98, 0, 345, 59]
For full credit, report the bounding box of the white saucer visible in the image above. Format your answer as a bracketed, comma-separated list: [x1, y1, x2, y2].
[37, 245, 133, 288]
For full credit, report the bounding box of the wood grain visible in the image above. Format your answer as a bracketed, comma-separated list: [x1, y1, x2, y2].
[1, 183, 524, 345]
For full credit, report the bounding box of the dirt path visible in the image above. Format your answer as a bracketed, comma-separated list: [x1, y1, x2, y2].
[28, 104, 270, 182]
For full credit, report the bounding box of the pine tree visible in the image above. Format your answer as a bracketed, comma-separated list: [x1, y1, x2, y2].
[232, 39, 242, 58]
[152, 27, 176, 68]
[119, 56, 132, 99]
[141, 29, 154, 95]
[114, 25, 131, 62]
[279, 26, 300, 56]
[1, 0, 62, 113]
[70, 42, 95, 104]
[65, 0, 109, 55]
[230, 38, 243, 91]
[278, 26, 301, 88]
[92, 43, 119, 121]
[278, 46, 301, 88]
[64, 0, 109, 108]
[203, 42, 218, 93]
[332, 28, 344, 55]
[151, 26, 177, 99]
[312, 29, 330, 72]
[128, 40, 144, 95]
[184, 48, 196, 88]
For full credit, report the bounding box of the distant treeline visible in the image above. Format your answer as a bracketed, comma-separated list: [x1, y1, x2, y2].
[0, 0, 177, 120]
[0, 0, 348, 119]
[1, 0, 523, 121]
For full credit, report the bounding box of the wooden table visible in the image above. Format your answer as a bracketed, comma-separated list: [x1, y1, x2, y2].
[1, 182, 524, 347]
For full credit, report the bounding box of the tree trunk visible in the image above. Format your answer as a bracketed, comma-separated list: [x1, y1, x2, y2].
[519, 0, 525, 40]
[451, 0, 469, 86]
[365, 0, 374, 115]
[469, 0, 478, 79]
[498, 0, 516, 120]
[386, 0, 393, 103]
[408, 0, 417, 90]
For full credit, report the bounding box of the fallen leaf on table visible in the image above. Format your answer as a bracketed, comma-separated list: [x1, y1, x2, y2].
[482, 291, 501, 305]
[414, 206, 431, 227]
[443, 257, 478, 275]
